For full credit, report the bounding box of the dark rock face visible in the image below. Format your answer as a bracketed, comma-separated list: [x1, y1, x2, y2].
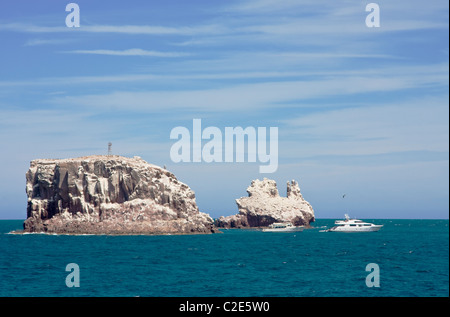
[23, 155, 213, 235]
[216, 178, 315, 228]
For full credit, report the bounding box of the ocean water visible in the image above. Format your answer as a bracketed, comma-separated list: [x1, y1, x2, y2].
[0, 219, 448, 297]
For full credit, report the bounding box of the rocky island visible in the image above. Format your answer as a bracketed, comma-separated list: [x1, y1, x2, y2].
[216, 178, 315, 228]
[22, 155, 214, 235]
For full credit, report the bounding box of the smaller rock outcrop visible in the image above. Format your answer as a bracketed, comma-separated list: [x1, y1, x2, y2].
[216, 178, 315, 228]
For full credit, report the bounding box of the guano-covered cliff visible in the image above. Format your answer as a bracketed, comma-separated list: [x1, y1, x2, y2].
[23, 155, 214, 234]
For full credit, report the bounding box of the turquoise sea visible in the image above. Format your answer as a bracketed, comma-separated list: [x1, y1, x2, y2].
[0, 219, 448, 297]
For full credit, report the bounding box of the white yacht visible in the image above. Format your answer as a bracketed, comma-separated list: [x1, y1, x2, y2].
[325, 214, 383, 232]
[262, 222, 304, 232]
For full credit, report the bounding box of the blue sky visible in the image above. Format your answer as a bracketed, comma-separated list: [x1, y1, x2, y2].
[0, 0, 448, 219]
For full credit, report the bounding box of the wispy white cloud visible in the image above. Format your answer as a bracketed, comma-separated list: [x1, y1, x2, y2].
[0, 23, 68, 33]
[24, 38, 74, 46]
[63, 48, 190, 57]
[223, 0, 319, 14]
[46, 64, 448, 113]
[240, 19, 447, 36]
[226, 0, 448, 32]
[0, 61, 446, 89]
[0, 74, 158, 87]
[0, 23, 227, 36]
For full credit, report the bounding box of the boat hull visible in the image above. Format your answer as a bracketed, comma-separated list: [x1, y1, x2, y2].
[328, 225, 383, 232]
[262, 226, 304, 232]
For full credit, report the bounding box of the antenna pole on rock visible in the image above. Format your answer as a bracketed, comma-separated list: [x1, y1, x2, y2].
[108, 142, 112, 156]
